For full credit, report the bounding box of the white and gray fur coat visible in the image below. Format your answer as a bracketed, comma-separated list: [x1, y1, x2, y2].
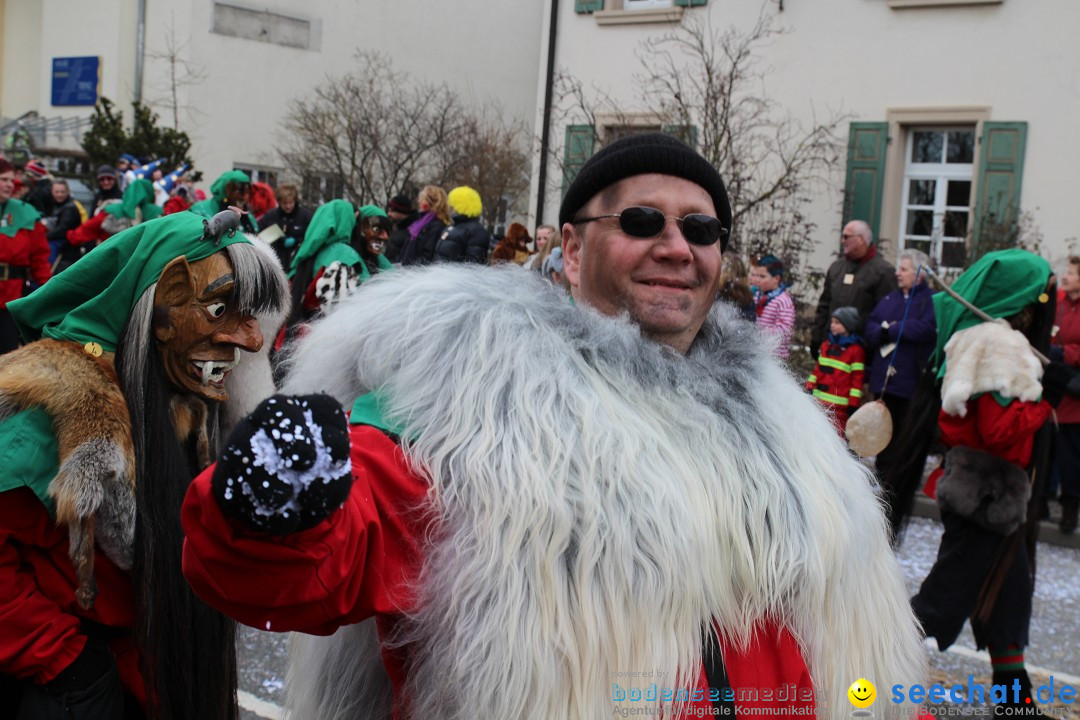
[281, 264, 926, 719]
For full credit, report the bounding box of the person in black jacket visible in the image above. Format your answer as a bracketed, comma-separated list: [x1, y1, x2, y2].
[91, 165, 123, 215]
[384, 194, 419, 263]
[257, 183, 313, 271]
[434, 185, 490, 264]
[43, 180, 84, 273]
[811, 220, 897, 357]
[399, 185, 451, 266]
[22, 159, 54, 216]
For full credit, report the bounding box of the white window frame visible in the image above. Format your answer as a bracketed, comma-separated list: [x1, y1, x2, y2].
[594, 0, 683, 25]
[898, 126, 975, 270]
[623, 0, 673, 9]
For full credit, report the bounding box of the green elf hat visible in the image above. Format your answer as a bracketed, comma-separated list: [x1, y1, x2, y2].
[103, 178, 162, 221]
[209, 169, 251, 202]
[0, 198, 41, 237]
[931, 248, 1051, 376]
[357, 204, 388, 219]
[7, 212, 252, 353]
[288, 199, 360, 278]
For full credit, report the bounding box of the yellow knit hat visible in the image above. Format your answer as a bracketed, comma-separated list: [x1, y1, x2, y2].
[448, 186, 483, 219]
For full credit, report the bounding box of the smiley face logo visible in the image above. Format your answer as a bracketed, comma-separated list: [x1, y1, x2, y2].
[847, 678, 876, 708]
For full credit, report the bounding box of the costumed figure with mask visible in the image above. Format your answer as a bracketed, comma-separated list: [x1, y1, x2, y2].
[885, 249, 1077, 711]
[278, 200, 366, 352]
[181, 133, 925, 719]
[190, 170, 259, 235]
[0, 211, 288, 718]
[350, 204, 394, 282]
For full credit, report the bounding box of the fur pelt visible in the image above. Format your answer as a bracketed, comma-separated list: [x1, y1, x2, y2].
[936, 446, 1031, 535]
[0, 339, 135, 609]
[941, 321, 1043, 417]
[282, 264, 926, 719]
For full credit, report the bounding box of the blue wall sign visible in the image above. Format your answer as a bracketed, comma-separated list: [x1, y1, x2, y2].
[51, 56, 101, 106]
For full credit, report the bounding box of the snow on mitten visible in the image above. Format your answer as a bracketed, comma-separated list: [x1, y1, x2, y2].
[212, 394, 352, 534]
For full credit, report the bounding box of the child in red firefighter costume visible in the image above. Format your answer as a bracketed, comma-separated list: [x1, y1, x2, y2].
[806, 305, 865, 433]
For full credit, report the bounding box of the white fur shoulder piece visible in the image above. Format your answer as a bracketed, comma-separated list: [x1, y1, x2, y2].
[941, 321, 1043, 417]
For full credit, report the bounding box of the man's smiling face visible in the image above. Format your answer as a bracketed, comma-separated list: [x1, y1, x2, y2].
[562, 173, 723, 354]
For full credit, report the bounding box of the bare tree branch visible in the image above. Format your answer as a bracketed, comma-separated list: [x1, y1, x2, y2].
[555, 8, 851, 292]
[146, 14, 208, 129]
[278, 50, 529, 221]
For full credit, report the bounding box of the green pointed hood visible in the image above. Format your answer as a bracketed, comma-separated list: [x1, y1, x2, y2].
[103, 178, 162, 221]
[931, 248, 1052, 376]
[7, 212, 251, 353]
[288, 199, 360, 277]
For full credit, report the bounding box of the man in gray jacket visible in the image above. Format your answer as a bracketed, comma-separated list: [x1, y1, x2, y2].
[812, 219, 897, 356]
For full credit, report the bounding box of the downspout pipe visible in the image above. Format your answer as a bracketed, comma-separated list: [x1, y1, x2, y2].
[535, 0, 559, 224]
[134, 0, 146, 103]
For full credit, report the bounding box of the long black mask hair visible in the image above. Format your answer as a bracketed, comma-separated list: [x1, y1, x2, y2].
[115, 304, 238, 720]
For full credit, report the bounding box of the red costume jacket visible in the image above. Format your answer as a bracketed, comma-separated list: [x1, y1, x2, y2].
[1054, 292, 1080, 424]
[938, 393, 1051, 468]
[182, 424, 815, 718]
[0, 488, 144, 704]
[0, 212, 51, 306]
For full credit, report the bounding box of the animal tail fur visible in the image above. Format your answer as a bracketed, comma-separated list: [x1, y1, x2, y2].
[285, 620, 393, 720]
[0, 339, 135, 608]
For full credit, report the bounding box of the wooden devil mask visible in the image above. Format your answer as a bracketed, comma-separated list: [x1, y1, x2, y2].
[152, 252, 263, 403]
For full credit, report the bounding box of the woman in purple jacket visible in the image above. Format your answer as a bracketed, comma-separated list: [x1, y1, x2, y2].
[864, 248, 937, 480]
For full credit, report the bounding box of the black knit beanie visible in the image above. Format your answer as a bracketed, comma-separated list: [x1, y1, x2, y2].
[558, 132, 732, 234]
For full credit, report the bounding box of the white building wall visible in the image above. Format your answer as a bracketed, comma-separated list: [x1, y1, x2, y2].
[1, 0, 45, 117]
[541, 0, 1080, 270]
[146, 0, 546, 191]
[4, 0, 545, 204]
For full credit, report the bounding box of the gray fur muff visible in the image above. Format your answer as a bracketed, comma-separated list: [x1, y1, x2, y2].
[279, 264, 926, 719]
[936, 445, 1032, 536]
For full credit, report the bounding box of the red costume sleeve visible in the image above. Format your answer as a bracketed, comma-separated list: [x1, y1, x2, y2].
[0, 489, 86, 684]
[973, 393, 1051, 458]
[302, 268, 325, 312]
[182, 425, 429, 635]
[27, 223, 51, 286]
[66, 212, 108, 246]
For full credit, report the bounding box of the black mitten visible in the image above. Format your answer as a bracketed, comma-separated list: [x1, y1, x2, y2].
[213, 394, 353, 534]
[1041, 361, 1080, 407]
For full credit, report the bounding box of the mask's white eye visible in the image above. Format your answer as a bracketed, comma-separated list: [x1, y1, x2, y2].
[206, 302, 227, 318]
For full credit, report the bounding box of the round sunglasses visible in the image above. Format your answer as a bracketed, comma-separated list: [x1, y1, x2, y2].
[574, 206, 728, 251]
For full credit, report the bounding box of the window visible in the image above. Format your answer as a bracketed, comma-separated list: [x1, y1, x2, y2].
[233, 164, 280, 187]
[302, 174, 345, 205]
[624, 0, 672, 9]
[212, 3, 320, 51]
[898, 127, 975, 269]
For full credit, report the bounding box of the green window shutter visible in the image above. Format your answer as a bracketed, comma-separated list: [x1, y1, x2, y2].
[972, 121, 1027, 256]
[674, 0, 709, 6]
[842, 122, 889, 239]
[562, 124, 596, 197]
[662, 124, 698, 150]
[575, 0, 603, 12]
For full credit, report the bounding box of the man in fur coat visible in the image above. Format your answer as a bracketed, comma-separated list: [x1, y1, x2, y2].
[0, 212, 289, 718]
[181, 133, 926, 719]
